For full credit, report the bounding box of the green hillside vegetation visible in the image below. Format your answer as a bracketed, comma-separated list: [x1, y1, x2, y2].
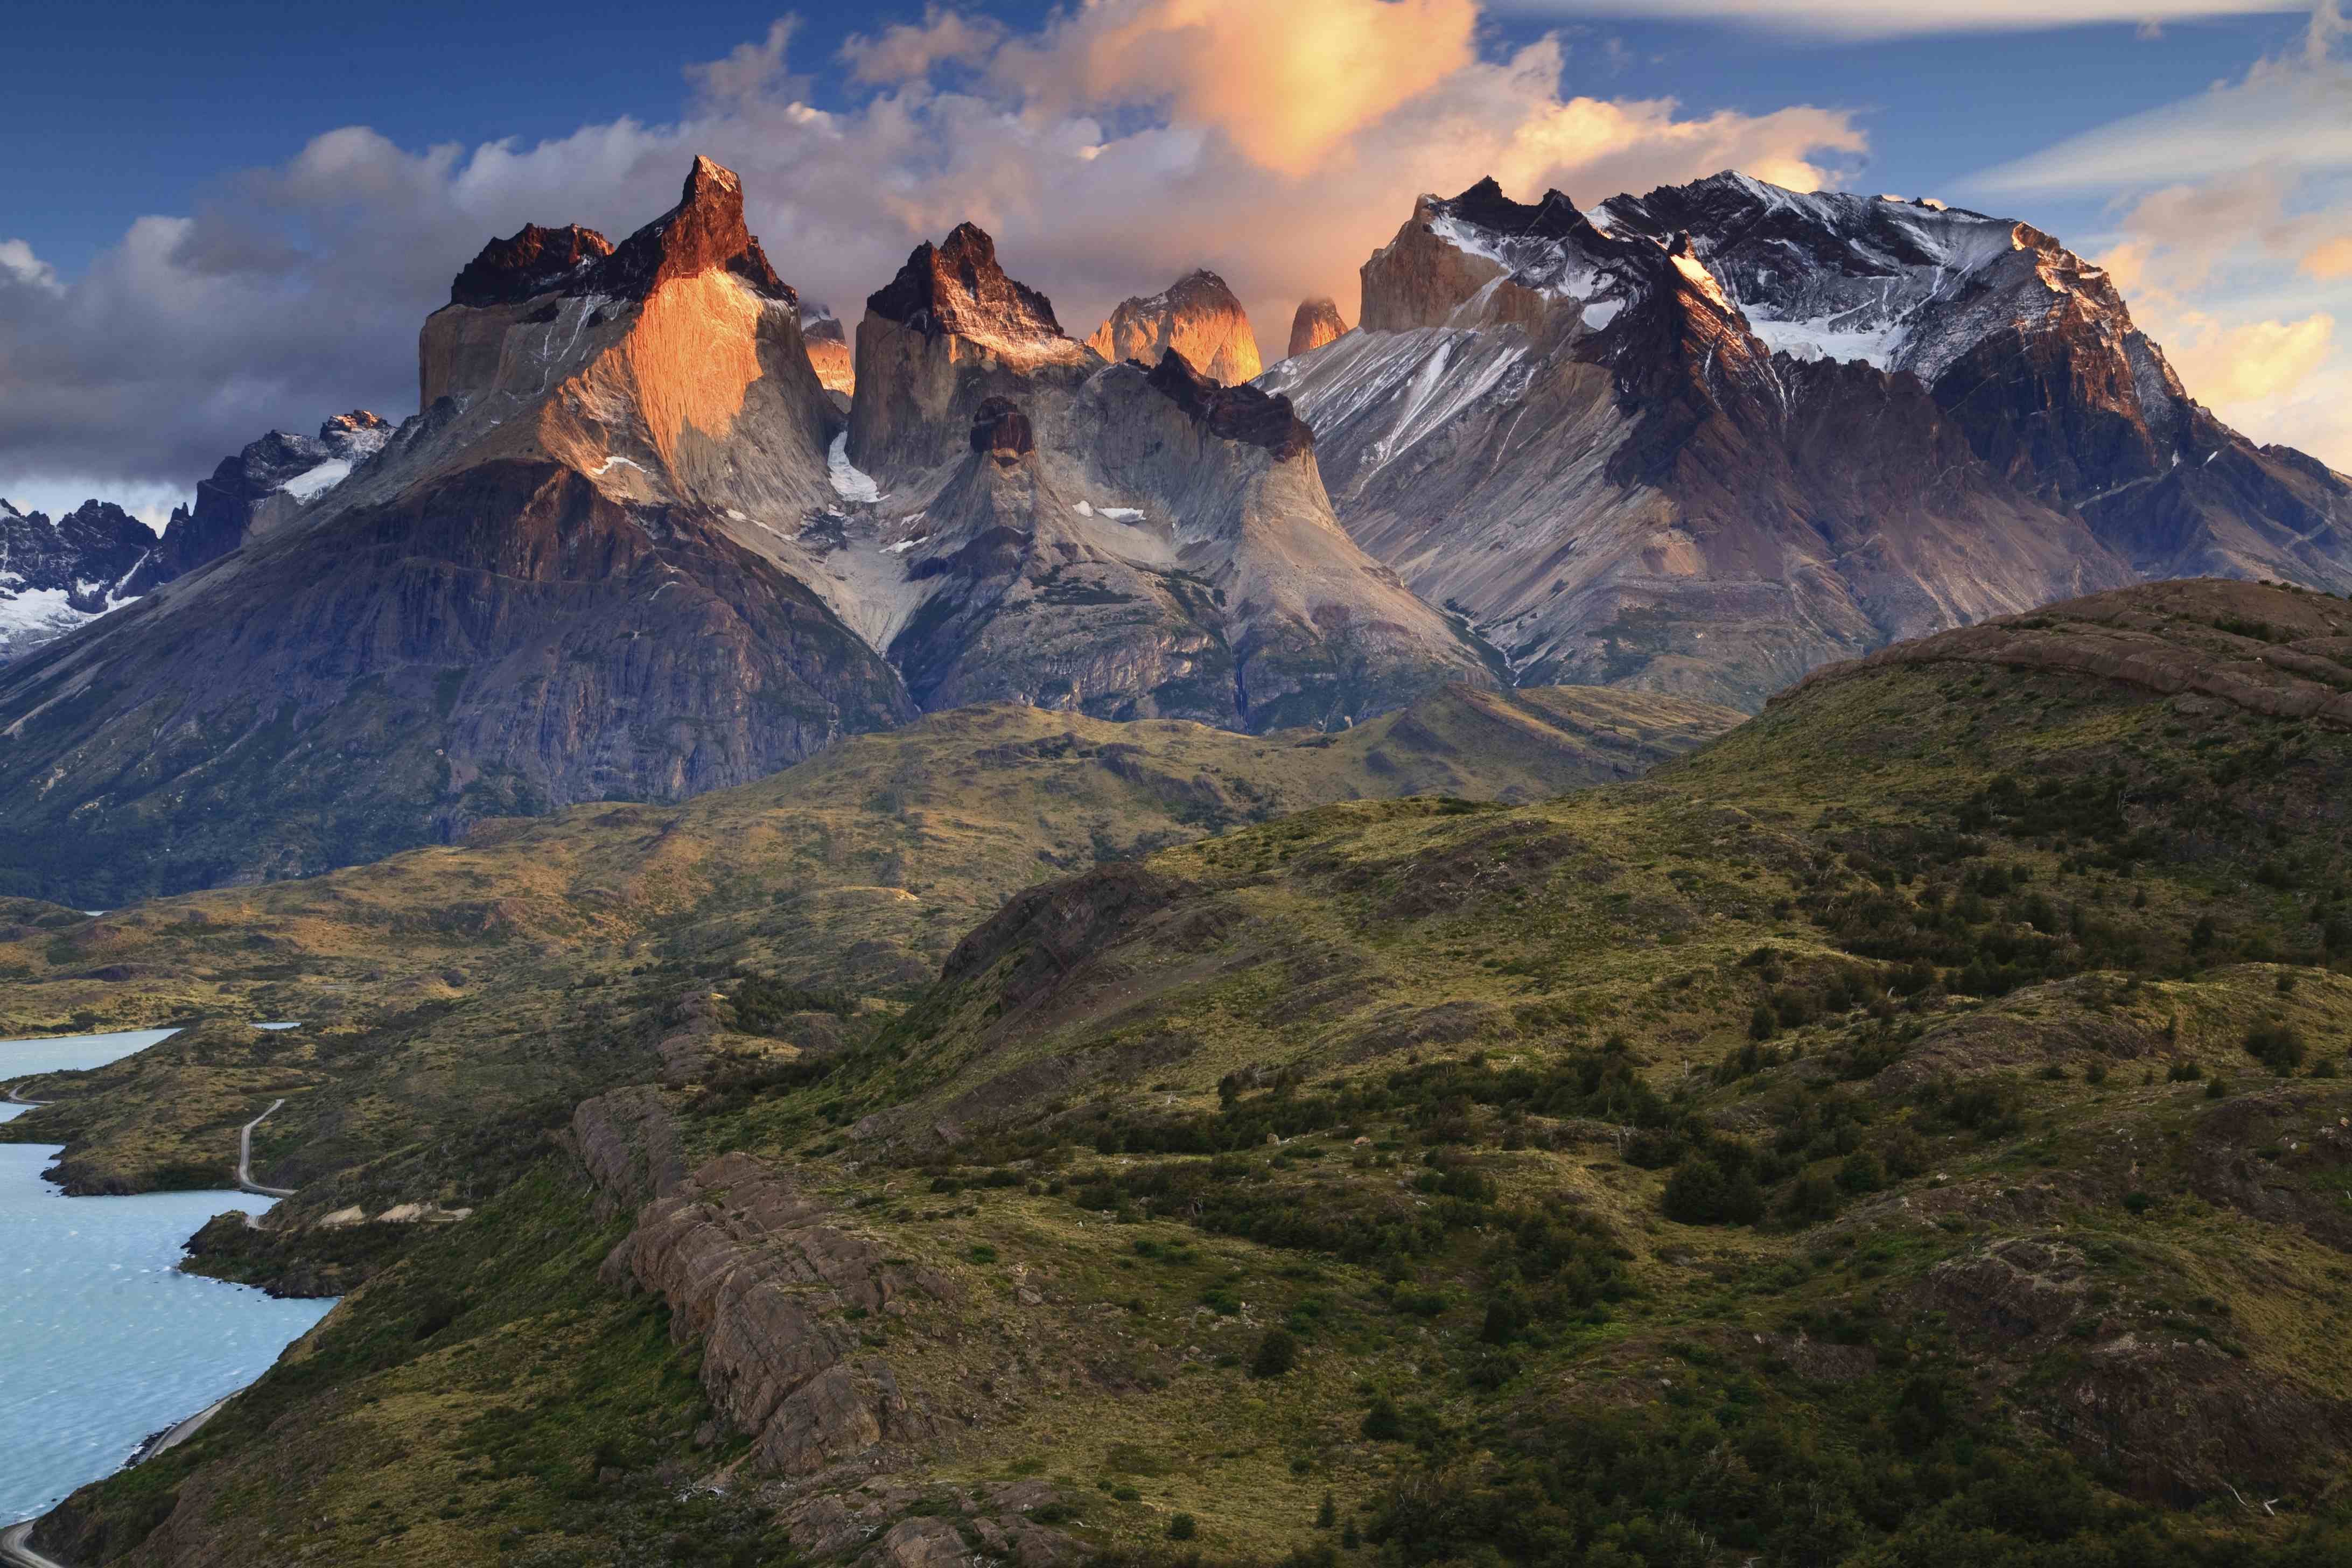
[0, 684, 1734, 1207]
[30, 580, 2352, 1568]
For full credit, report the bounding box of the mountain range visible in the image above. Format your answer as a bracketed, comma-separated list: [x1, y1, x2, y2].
[4, 158, 2349, 901]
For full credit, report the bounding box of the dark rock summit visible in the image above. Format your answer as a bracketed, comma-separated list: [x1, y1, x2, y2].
[1145, 349, 1313, 460]
[448, 222, 614, 308]
[445, 157, 792, 313]
[866, 222, 1066, 345]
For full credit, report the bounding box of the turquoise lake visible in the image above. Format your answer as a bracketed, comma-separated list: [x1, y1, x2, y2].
[1, 1030, 335, 1526]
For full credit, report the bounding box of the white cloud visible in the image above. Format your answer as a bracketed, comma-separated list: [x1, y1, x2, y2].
[1486, 0, 2308, 39]
[1976, 2, 2351, 192]
[0, 239, 61, 293]
[841, 7, 1007, 85]
[0, 1, 1868, 500]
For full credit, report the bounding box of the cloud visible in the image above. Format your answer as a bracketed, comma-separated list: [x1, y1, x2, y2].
[989, 0, 1481, 176]
[0, 1, 1868, 505]
[685, 19, 807, 108]
[2303, 234, 2352, 277]
[841, 7, 1006, 84]
[1486, 0, 2308, 39]
[0, 239, 61, 293]
[1975, 2, 2351, 193]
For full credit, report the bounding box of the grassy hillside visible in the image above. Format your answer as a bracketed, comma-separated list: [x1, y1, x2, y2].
[0, 684, 1733, 1203]
[34, 580, 2352, 1567]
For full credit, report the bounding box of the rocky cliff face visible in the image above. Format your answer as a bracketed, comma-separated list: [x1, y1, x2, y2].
[843, 225, 1494, 731]
[1263, 173, 2349, 710]
[1085, 269, 1264, 385]
[0, 158, 914, 902]
[1286, 297, 1349, 358]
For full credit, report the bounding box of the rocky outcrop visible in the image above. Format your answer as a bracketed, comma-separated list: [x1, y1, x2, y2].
[0, 498, 163, 660]
[1286, 297, 1348, 358]
[571, 1085, 689, 1214]
[156, 410, 394, 575]
[449, 221, 613, 307]
[1144, 349, 1312, 459]
[600, 1151, 954, 1476]
[1086, 269, 1263, 384]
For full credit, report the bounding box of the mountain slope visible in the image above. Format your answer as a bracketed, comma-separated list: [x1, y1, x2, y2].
[1265, 174, 2352, 710]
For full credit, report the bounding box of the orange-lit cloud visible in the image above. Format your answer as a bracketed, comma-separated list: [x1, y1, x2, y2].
[991, 0, 1481, 176]
[2305, 235, 2352, 278]
[2158, 311, 2336, 402]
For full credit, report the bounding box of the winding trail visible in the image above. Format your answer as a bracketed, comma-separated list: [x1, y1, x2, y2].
[1, 1521, 71, 1568]
[0, 1082, 43, 1107]
[235, 1100, 294, 1199]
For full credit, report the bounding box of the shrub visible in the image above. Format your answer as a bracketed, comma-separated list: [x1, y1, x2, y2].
[1251, 1328, 1300, 1378]
[2206, 1076, 2232, 1100]
[1167, 1514, 1197, 1541]
[968, 1244, 998, 1264]
[1362, 1397, 1404, 1441]
[1837, 1150, 1886, 1194]
[2244, 1021, 2305, 1074]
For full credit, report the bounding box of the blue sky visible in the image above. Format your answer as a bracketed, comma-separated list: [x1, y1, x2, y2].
[2, 1, 2346, 516]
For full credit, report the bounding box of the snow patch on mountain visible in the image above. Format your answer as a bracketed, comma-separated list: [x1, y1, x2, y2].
[829, 433, 882, 503]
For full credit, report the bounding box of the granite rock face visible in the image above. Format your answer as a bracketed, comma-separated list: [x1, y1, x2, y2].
[1286, 296, 1349, 358]
[800, 302, 856, 395]
[1086, 268, 1264, 384]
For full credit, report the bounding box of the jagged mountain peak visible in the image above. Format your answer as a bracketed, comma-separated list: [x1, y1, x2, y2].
[442, 156, 790, 316]
[867, 222, 1071, 353]
[448, 222, 614, 309]
[599, 155, 793, 305]
[1087, 269, 1263, 385]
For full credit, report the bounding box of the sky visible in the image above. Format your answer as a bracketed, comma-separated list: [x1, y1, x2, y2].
[2, 0, 2347, 523]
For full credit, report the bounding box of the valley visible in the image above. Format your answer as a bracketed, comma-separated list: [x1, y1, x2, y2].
[11, 578, 2352, 1566]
